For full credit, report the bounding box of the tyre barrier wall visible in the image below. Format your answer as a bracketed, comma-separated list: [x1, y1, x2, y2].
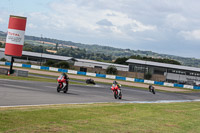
[1, 61, 199, 90]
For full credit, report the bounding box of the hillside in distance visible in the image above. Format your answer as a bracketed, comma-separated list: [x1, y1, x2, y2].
[1, 31, 200, 67]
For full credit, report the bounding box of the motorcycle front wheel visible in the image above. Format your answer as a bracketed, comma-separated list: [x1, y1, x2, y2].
[114, 91, 117, 99]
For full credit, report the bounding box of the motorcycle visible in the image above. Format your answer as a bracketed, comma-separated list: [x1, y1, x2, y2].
[86, 78, 96, 85]
[111, 84, 122, 99]
[57, 74, 69, 93]
[149, 85, 155, 94]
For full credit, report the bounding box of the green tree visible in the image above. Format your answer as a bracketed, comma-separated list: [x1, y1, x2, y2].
[55, 43, 58, 50]
[114, 57, 129, 65]
[106, 65, 118, 75]
[144, 72, 152, 80]
[54, 61, 69, 69]
[44, 60, 56, 67]
[0, 58, 7, 61]
[130, 55, 181, 65]
[0, 42, 5, 48]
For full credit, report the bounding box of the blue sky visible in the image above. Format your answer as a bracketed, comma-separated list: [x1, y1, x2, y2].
[1, 0, 200, 58]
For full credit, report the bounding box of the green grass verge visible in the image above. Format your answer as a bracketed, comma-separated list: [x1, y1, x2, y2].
[0, 75, 87, 86]
[0, 102, 200, 133]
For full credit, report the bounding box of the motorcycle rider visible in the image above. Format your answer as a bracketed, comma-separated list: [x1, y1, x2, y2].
[61, 72, 69, 87]
[86, 78, 95, 84]
[111, 81, 122, 99]
[62, 72, 67, 79]
[57, 72, 69, 93]
[149, 84, 154, 92]
[111, 81, 121, 91]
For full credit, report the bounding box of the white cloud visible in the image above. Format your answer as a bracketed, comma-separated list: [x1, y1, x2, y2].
[23, 0, 158, 46]
[179, 30, 200, 40]
[143, 37, 157, 42]
[130, 20, 156, 32]
[0, 17, 4, 23]
[29, 12, 50, 21]
[101, 10, 156, 33]
[165, 13, 187, 29]
[45, 1, 157, 40]
[27, 23, 37, 29]
[96, 19, 113, 26]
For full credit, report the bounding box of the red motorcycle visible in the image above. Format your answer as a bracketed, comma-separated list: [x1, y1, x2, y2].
[111, 83, 122, 99]
[57, 74, 69, 93]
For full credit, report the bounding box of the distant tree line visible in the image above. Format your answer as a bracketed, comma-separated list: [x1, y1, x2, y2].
[130, 55, 181, 65]
[22, 43, 112, 61]
[44, 60, 70, 69]
[114, 55, 181, 65]
[0, 42, 5, 48]
[1, 41, 182, 66]
[114, 57, 129, 65]
[56, 47, 112, 61]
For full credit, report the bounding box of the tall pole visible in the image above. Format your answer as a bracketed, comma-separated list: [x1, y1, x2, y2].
[9, 56, 14, 74]
[40, 34, 43, 66]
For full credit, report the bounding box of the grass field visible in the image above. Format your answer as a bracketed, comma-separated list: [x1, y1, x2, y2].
[0, 75, 87, 86]
[0, 102, 200, 133]
[1, 69, 200, 132]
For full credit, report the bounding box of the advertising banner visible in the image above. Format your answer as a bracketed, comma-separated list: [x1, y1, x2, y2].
[5, 15, 27, 57]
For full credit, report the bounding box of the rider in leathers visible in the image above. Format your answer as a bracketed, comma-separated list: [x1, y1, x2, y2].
[111, 81, 121, 91]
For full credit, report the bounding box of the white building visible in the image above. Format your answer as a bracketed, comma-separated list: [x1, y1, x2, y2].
[75, 59, 128, 72]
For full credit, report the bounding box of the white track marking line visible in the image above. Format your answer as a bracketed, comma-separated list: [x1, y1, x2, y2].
[1, 99, 200, 108]
[120, 99, 200, 103]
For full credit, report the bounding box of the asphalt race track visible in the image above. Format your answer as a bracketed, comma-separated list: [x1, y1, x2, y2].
[0, 79, 200, 106]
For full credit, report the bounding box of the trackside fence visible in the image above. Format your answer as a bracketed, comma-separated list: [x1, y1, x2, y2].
[1, 61, 198, 89]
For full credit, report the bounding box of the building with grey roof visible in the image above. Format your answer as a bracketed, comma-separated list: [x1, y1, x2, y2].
[0, 48, 76, 64]
[126, 59, 200, 85]
[0, 48, 128, 75]
[75, 59, 128, 71]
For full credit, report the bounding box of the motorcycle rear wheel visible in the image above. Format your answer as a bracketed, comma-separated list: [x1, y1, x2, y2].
[64, 84, 68, 93]
[119, 93, 122, 99]
[114, 92, 117, 99]
[152, 89, 155, 94]
[57, 86, 61, 92]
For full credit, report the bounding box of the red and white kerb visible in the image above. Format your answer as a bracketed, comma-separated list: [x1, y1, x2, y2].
[5, 15, 27, 57]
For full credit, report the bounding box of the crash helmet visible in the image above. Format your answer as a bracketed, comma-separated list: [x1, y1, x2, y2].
[149, 85, 153, 88]
[61, 72, 67, 77]
[113, 81, 118, 84]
